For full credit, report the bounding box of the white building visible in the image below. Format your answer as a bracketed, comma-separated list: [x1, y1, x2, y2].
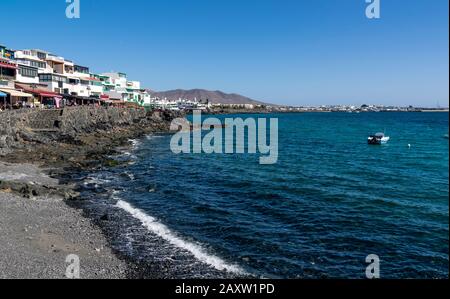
[141, 90, 153, 106]
[14, 49, 54, 73]
[15, 62, 39, 84]
[38, 73, 71, 95]
[11, 47, 155, 106]
[14, 49, 52, 84]
[87, 74, 104, 98]
[126, 80, 143, 104]
[101, 72, 128, 101]
[100, 72, 148, 105]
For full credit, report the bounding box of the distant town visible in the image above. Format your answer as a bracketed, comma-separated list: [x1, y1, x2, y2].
[265, 104, 449, 113]
[1, 43, 447, 113]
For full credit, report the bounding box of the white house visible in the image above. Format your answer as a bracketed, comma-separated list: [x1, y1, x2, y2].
[38, 73, 71, 95]
[101, 72, 145, 103]
[15, 63, 39, 84]
[14, 49, 53, 84]
[87, 74, 104, 98]
[14, 49, 54, 73]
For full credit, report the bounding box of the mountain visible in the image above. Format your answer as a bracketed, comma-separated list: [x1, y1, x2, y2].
[150, 89, 269, 105]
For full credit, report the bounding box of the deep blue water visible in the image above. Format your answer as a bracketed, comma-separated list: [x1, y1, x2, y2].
[86, 112, 449, 278]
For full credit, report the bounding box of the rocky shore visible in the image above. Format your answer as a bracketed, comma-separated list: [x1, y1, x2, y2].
[0, 162, 129, 279]
[0, 107, 190, 279]
[0, 107, 180, 167]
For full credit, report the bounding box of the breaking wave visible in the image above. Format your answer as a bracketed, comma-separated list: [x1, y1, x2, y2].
[116, 200, 244, 274]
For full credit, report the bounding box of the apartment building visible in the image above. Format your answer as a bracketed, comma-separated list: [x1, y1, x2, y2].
[1, 43, 152, 108]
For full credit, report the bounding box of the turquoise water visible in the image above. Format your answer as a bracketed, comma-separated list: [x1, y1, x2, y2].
[87, 112, 449, 278]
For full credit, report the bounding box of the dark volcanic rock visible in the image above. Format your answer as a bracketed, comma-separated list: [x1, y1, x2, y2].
[0, 107, 183, 167]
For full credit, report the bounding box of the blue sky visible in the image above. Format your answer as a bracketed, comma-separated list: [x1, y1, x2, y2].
[1, 0, 448, 107]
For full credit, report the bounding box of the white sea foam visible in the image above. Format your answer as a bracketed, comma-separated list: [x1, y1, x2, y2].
[83, 176, 111, 186]
[120, 151, 137, 159]
[129, 139, 141, 148]
[116, 200, 244, 274]
[123, 171, 135, 180]
[146, 134, 164, 140]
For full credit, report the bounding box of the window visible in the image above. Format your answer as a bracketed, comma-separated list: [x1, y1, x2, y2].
[53, 75, 65, 82]
[39, 74, 52, 82]
[37, 52, 46, 60]
[0, 67, 15, 77]
[74, 65, 89, 74]
[30, 60, 46, 68]
[65, 65, 73, 73]
[19, 66, 38, 78]
[40, 74, 67, 83]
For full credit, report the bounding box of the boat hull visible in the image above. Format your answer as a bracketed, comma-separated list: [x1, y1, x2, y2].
[368, 136, 390, 145]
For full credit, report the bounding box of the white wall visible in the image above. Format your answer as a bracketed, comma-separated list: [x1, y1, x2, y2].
[15, 73, 39, 84]
[89, 84, 103, 96]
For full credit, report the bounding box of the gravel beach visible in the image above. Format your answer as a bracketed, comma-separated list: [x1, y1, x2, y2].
[0, 108, 179, 279]
[1, 108, 242, 279]
[0, 162, 128, 279]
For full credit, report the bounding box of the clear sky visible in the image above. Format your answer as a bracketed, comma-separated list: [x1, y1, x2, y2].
[1, 0, 448, 107]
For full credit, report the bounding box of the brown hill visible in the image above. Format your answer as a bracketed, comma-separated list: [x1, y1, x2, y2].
[150, 89, 269, 105]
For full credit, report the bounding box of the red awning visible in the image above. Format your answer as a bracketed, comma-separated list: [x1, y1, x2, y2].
[39, 91, 62, 98]
[100, 95, 109, 99]
[15, 84, 63, 99]
[0, 60, 17, 69]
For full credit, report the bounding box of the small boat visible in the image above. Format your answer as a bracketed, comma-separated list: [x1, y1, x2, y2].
[368, 132, 390, 145]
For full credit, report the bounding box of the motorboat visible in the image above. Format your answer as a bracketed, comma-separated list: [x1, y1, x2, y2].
[368, 132, 390, 145]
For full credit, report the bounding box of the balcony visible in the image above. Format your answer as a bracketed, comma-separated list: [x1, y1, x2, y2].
[46, 55, 64, 63]
[0, 74, 15, 81]
[16, 59, 31, 67]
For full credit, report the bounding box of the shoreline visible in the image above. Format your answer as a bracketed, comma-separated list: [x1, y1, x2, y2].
[0, 161, 129, 279]
[1, 107, 448, 278]
[0, 107, 242, 279]
[205, 109, 449, 115]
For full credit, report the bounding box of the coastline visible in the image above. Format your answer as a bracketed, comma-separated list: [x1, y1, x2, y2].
[3, 108, 446, 279]
[0, 107, 242, 279]
[0, 107, 170, 279]
[205, 109, 449, 115]
[0, 162, 129, 279]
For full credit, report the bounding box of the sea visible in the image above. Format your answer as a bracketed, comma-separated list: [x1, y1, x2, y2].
[74, 112, 449, 279]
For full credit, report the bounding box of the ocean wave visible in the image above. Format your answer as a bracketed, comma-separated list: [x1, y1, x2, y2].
[83, 176, 111, 186]
[116, 200, 244, 274]
[146, 134, 165, 140]
[119, 151, 138, 160]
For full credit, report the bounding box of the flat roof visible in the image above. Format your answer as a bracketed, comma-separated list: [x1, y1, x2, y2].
[32, 49, 51, 54]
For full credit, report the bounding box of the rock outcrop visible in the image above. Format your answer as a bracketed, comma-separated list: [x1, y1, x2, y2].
[0, 107, 181, 156]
